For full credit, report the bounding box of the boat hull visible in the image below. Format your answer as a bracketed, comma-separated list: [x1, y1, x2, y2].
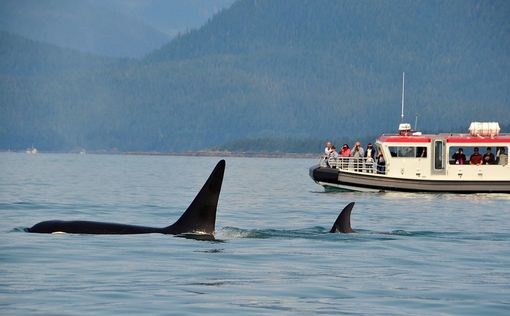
[309, 165, 510, 193]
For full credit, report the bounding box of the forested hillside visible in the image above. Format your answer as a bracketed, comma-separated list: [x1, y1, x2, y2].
[1, 0, 509, 152]
[0, 31, 119, 75]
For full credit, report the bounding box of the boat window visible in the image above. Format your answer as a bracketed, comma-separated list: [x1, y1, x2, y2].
[448, 146, 509, 165]
[388, 146, 427, 158]
[416, 147, 427, 158]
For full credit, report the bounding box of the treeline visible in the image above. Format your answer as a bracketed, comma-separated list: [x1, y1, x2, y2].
[214, 136, 377, 154]
[1, 0, 509, 152]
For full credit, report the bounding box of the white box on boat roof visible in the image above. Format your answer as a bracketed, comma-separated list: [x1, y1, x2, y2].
[469, 122, 500, 137]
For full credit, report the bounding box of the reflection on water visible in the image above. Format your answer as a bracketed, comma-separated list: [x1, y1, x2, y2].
[176, 233, 218, 242]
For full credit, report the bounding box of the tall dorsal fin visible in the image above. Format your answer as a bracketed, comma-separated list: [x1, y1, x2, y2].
[330, 202, 355, 233]
[164, 160, 225, 235]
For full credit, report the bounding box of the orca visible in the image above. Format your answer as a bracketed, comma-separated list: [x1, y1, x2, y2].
[26, 160, 225, 236]
[330, 202, 355, 233]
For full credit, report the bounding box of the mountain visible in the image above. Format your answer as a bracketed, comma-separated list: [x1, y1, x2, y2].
[1, 0, 509, 152]
[0, 31, 119, 76]
[90, 0, 236, 38]
[0, 0, 170, 58]
[0, 31, 131, 150]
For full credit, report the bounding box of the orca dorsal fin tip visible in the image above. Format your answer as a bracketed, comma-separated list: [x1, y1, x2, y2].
[330, 202, 355, 233]
[164, 160, 225, 235]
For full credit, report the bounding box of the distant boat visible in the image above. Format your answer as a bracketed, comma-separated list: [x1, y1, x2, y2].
[26, 146, 38, 155]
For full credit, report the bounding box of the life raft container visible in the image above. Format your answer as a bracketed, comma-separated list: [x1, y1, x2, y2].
[469, 122, 500, 137]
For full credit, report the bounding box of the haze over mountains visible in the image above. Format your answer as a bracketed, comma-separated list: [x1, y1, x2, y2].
[1, 0, 509, 152]
[91, 0, 237, 39]
[0, 0, 235, 57]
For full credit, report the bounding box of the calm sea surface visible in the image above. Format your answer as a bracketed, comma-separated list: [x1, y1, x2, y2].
[1, 153, 509, 315]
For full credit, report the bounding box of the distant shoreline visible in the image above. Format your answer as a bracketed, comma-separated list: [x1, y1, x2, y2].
[1, 149, 318, 159]
[124, 151, 318, 159]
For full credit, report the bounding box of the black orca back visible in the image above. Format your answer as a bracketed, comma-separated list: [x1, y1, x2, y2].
[26, 160, 225, 236]
[27, 220, 162, 234]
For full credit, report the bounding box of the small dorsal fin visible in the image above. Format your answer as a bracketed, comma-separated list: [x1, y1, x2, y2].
[164, 160, 225, 235]
[330, 202, 355, 233]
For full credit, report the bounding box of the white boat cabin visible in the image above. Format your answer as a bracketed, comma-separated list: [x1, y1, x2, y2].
[374, 133, 509, 181]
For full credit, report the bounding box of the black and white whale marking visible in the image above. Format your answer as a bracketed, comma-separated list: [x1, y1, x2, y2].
[26, 160, 225, 236]
[330, 202, 355, 233]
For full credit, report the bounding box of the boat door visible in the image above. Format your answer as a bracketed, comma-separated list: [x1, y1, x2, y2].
[432, 139, 446, 175]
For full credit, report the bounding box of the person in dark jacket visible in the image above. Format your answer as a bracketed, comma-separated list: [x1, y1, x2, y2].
[452, 148, 466, 165]
[483, 147, 495, 164]
[376, 149, 385, 174]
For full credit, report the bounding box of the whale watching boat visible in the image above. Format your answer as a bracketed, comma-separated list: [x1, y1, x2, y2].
[309, 122, 510, 193]
[309, 74, 510, 193]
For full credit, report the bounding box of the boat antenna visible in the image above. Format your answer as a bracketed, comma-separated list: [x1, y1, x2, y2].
[401, 72, 405, 123]
[415, 114, 418, 131]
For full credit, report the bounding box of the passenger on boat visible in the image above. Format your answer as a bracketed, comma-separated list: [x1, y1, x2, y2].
[365, 143, 375, 173]
[338, 144, 349, 157]
[469, 147, 482, 165]
[483, 147, 495, 165]
[323, 141, 336, 167]
[324, 141, 333, 156]
[340, 144, 351, 169]
[330, 146, 339, 158]
[498, 147, 508, 166]
[376, 150, 385, 174]
[351, 141, 365, 172]
[452, 148, 466, 165]
[324, 145, 339, 168]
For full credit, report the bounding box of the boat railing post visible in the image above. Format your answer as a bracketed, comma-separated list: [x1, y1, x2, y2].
[328, 157, 335, 169]
[352, 156, 362, 172]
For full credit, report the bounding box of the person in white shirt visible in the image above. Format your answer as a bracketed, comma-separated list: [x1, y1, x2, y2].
[498, 147, 508, 166]
[364, 143, 375, 173]
[331, 146, 339, 158]
[324, 141, 333, 156]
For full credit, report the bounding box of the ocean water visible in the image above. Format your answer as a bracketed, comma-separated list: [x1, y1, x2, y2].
[1, 153, 509, 315]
